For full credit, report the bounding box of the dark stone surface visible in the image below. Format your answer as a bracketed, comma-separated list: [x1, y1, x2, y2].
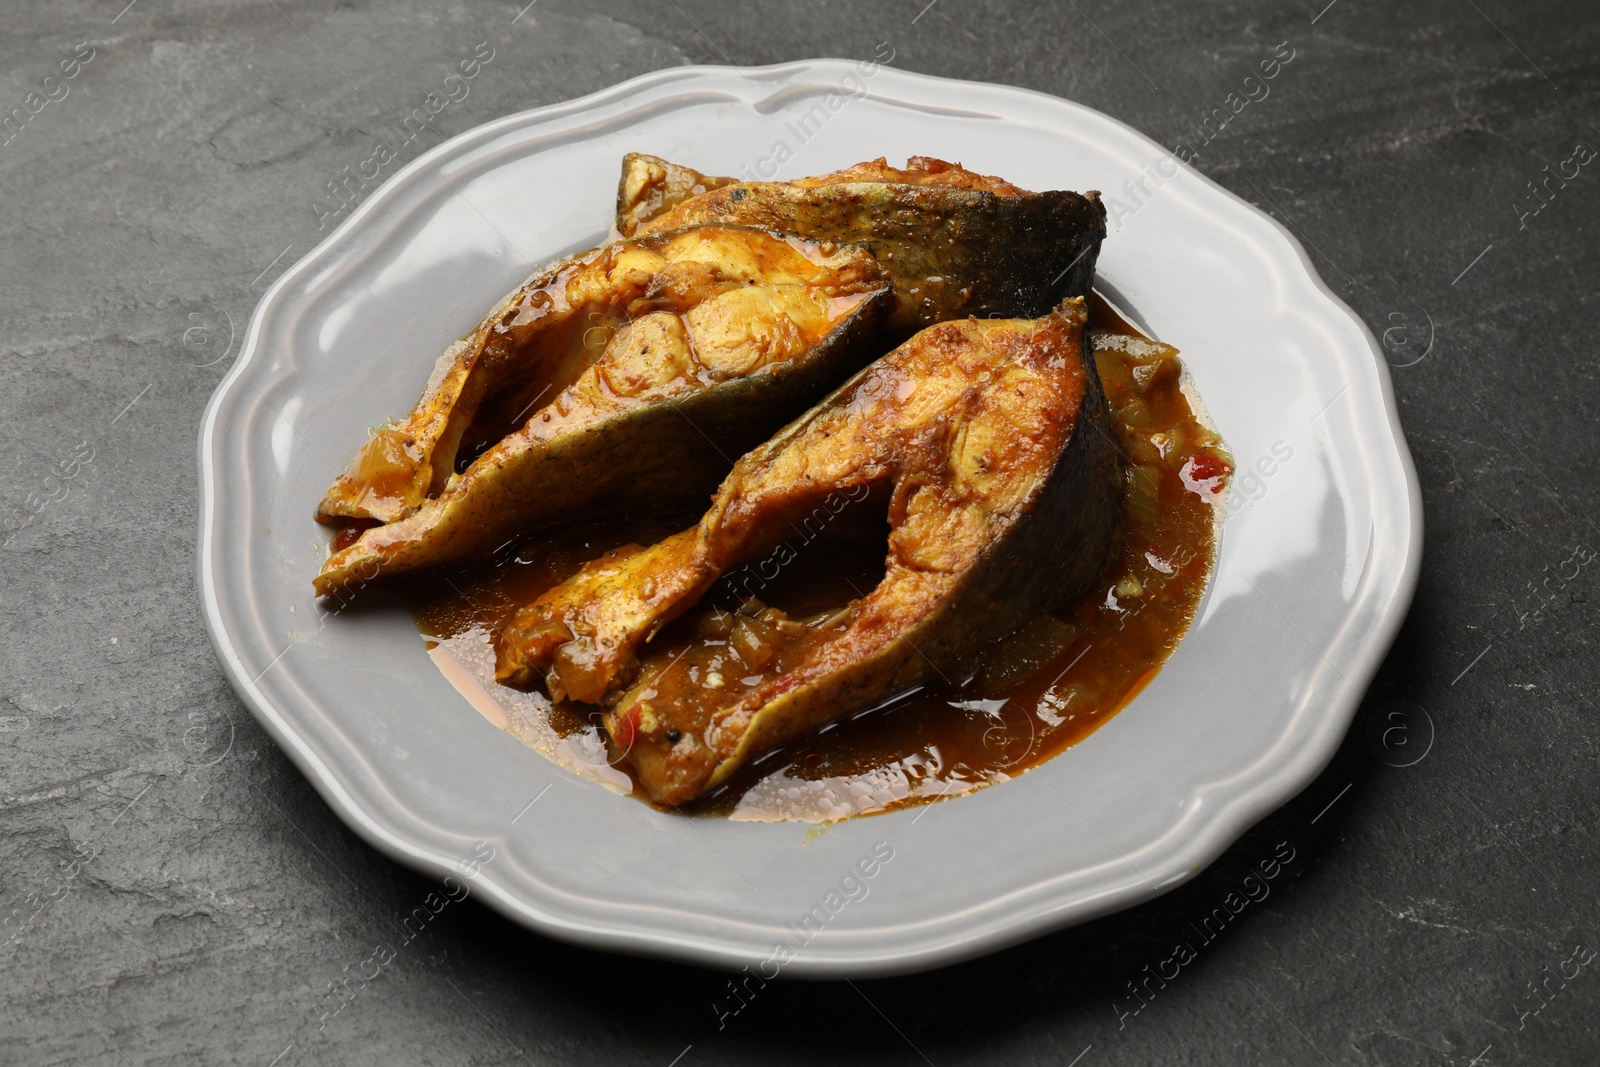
[2, 0, 1596, 1063]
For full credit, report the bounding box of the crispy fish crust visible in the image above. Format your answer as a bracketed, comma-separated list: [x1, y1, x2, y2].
[617, 153, 1106, 336]
[494, 298, 1124, 804]
[313, 226, 890, 597]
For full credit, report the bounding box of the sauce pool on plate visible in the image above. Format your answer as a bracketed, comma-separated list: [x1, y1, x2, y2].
[404, 292, 1231, 822]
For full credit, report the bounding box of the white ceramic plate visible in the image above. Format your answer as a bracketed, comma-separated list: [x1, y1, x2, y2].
[199, 60, 1421, 977]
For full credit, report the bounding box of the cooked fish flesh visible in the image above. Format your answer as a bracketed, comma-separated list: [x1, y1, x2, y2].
[614, 154, 739, 240]
[494, 297, 1124, 804]
[617, 153, 1106, 336]
[313, 226, 890, 597]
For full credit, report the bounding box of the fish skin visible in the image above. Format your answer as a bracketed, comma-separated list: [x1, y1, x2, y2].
[313, 227, 891, 598]
[494, 298, 1125, 804]
[618, 153, 1107, 337]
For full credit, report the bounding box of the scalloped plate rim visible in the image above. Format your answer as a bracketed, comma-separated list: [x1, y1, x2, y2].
[197, 58, 1423, 978]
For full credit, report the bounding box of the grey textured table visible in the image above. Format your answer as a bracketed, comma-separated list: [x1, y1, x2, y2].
[4, 1, 1597, 1064]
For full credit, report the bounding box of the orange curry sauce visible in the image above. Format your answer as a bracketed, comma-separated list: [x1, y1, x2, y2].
[405, 294, 1231, 821]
